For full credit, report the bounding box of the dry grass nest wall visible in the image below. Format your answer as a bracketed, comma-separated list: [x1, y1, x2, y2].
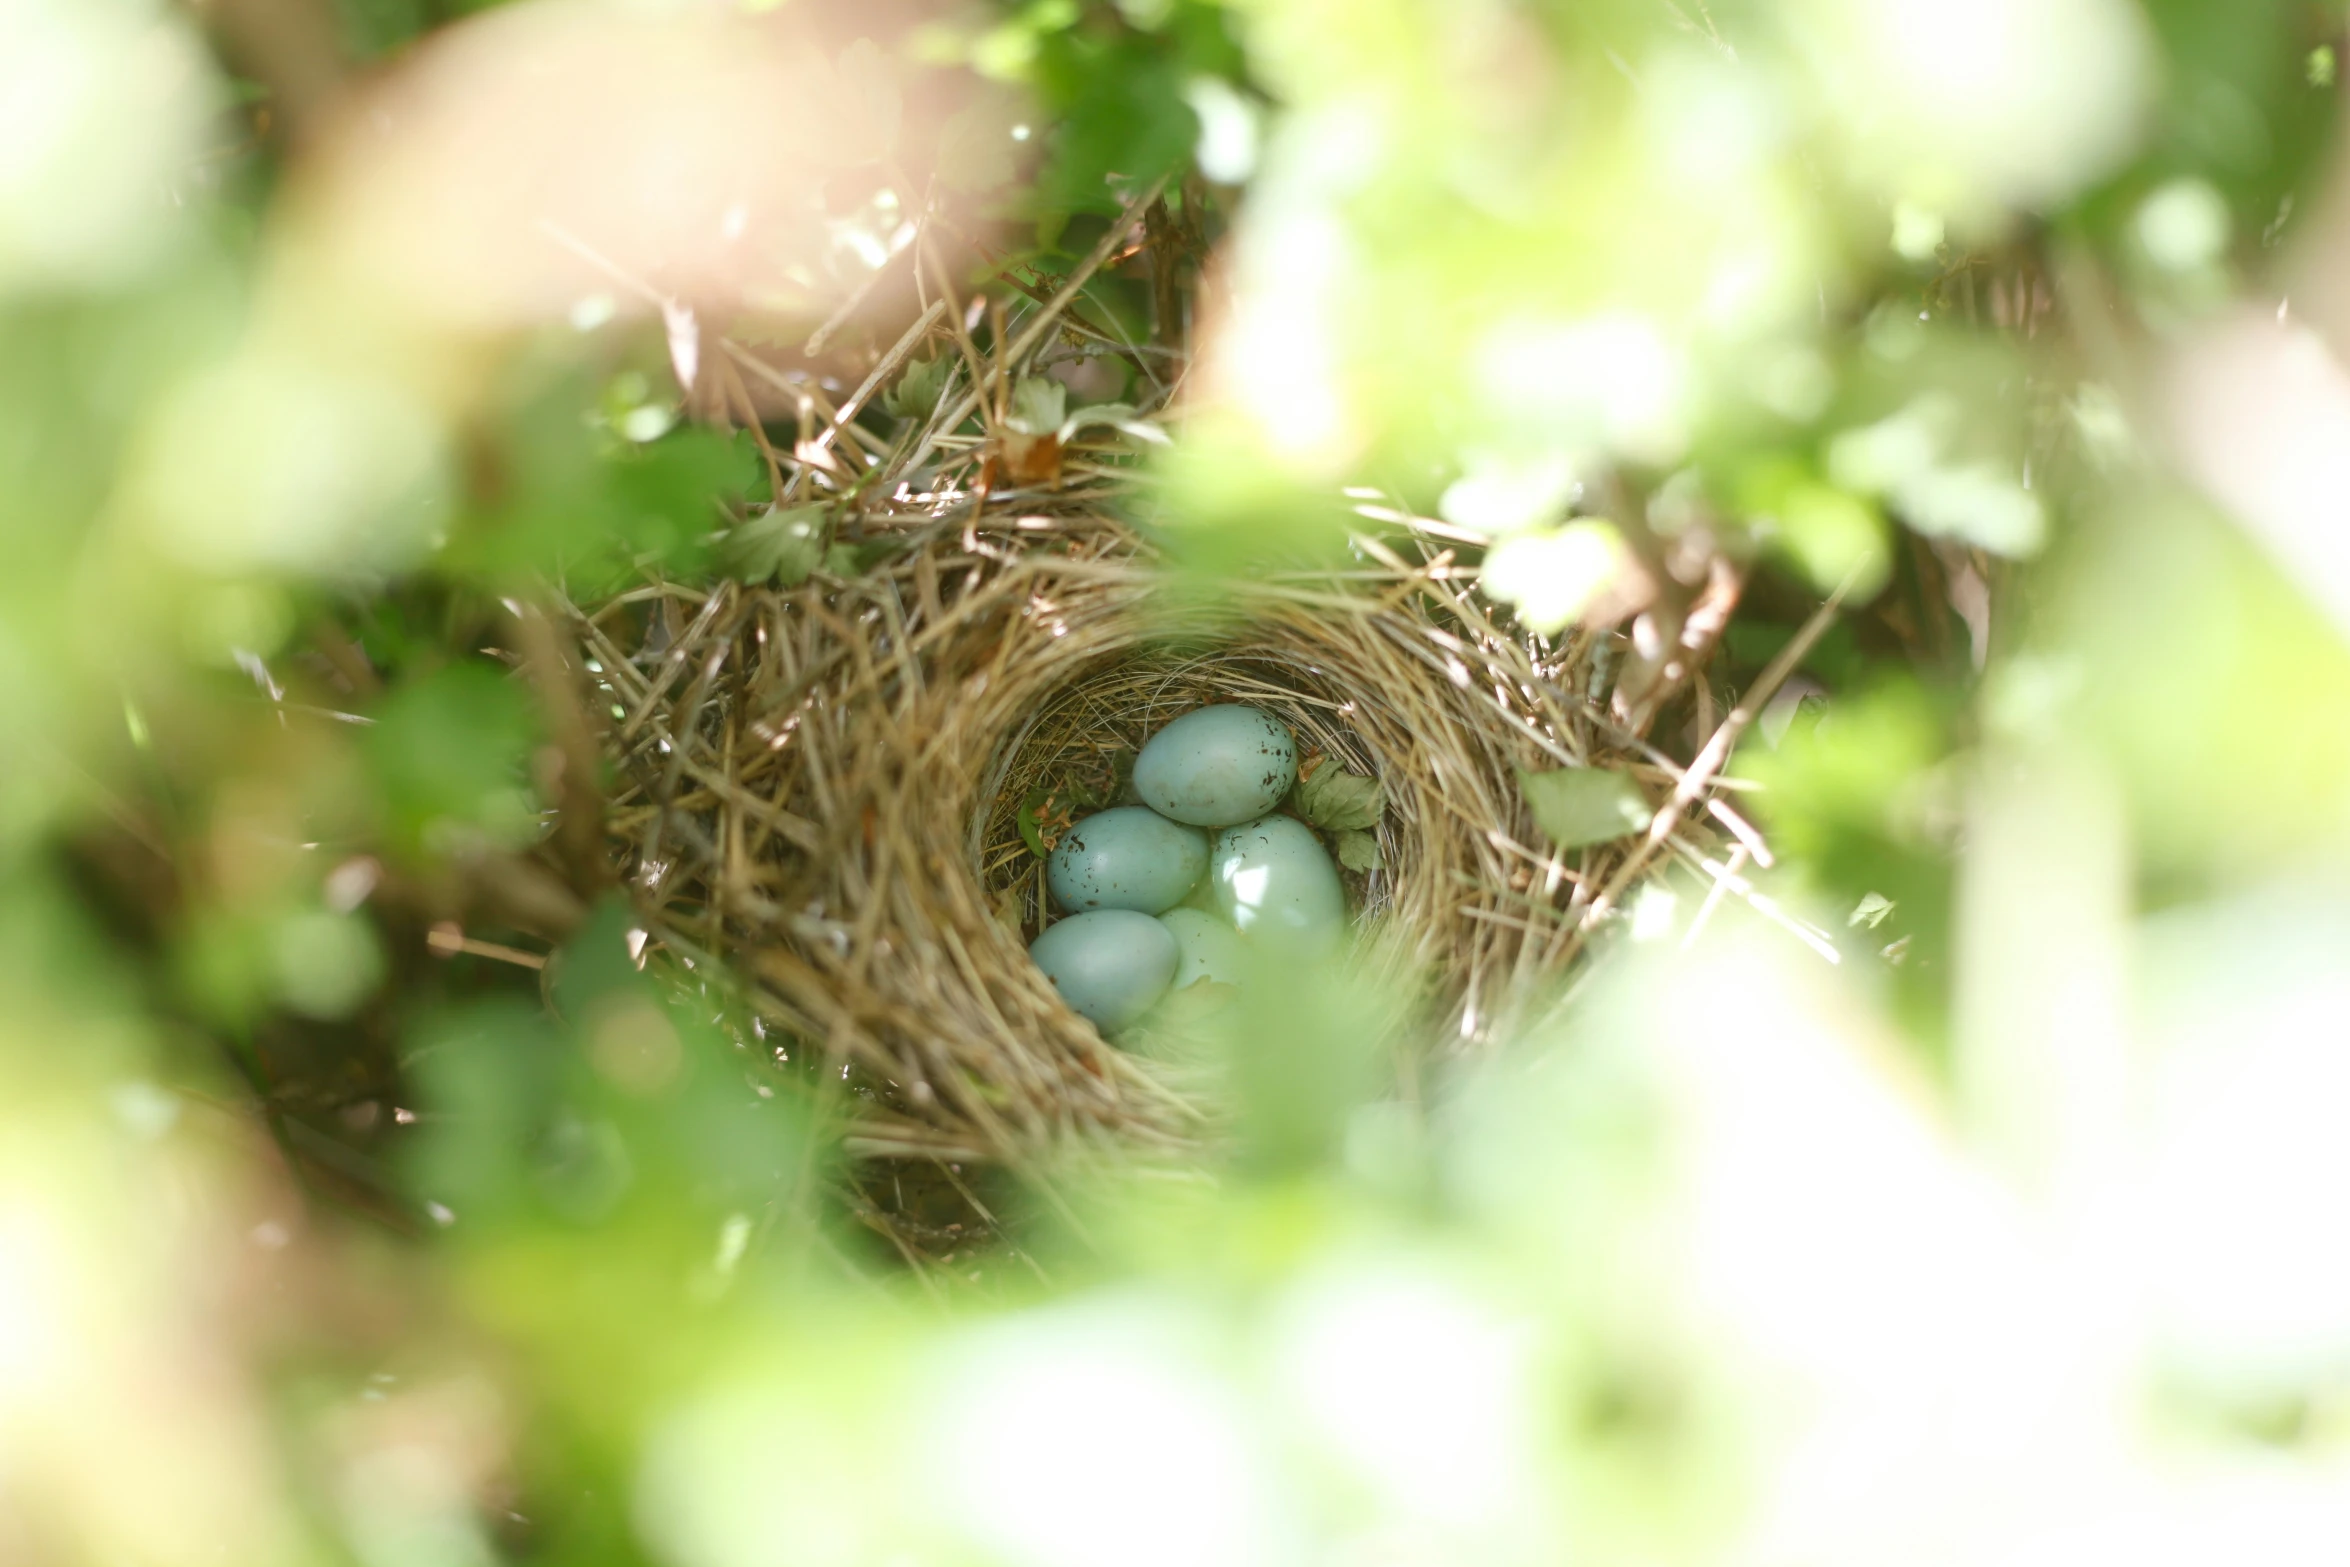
[571, 502, 1706, 1164]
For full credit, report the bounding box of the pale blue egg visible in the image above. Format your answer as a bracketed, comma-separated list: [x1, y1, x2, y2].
[1156, 907, 1250, 989]
[1134, 705, 1298, 828]
[1029, 909, 1179, 1032]
[1210, 815, 1347, 954]
[1047, 807, 1208, 914]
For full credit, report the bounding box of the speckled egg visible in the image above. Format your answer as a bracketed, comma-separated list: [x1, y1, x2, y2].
[1133, 705, 1299, 828]
[1156, 907, 1251, 989]
[1029, 909, 1179, 1032]
[1047, 807, 1208, 914]
[1210, 814, 1347, 955]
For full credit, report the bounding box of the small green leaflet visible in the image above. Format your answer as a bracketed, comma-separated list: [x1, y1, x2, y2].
[1334, 829, 1382, 873]
[1297, 764, 1384, 832]
[1848, 891, 1895, 929]
[884, 354, 951, 420]
[1008, 376, 1067, 436]
[1005, 375, 1169, 446]
[1017, 787, 1082, 858]
[1060, 401, 1168, 446]
[1519, 766, 1652, 849]
[718, 504, 828, 586]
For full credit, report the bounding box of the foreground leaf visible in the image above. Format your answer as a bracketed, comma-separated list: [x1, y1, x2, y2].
[1519, 766, 1653, 849]
[1481, 519, 1643, 634]
[1334, 829, 1382, 872]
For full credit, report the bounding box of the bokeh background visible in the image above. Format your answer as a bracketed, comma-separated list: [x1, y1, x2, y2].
[9, 0, 2350, 1562]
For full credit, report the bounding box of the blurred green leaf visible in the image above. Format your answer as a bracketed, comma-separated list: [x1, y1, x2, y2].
[1745, 466, 1893, 599]
[1520, 767, 1653, 849]
[1849, 891, 1896, 930]
[271, 909, 385, 1021]
[1733, 677, 1958, 1048]
[443, 371, 755, 593]
[1481, 522, 1630, 636]
[406, 998, 572, 1226]
[1025, 23, 1216, 218]
[330, 0, 435, 61]
[549, 898, 649, 1022]
[1218, 951, 1395, 1174]
[366, 661, 540, 858]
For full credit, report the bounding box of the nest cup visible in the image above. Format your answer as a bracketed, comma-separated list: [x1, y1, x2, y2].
[583, 510, 1650, 1162]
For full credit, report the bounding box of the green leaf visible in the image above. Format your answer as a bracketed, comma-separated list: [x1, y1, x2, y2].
[1017, 787, 1080, 858]
[1297, 764, 1384, 832]
[1848, 891, 1896, 930]
[1026, 39, 1198, 219]
[718, 505, 828, 586]
[368, 661, 541, 859]
[1334, 829, 1382, 873]
[1519, 766, 1653, 849]
[447, 381, 755, 595]
[1007, 376, 1068, 435]
[1058, 401, 1169, 446]
[883, 353, 952, 420]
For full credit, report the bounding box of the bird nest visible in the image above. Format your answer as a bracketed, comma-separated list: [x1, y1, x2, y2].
[556, 190, 1772, 1162]
[569, 500, 1725, 1163]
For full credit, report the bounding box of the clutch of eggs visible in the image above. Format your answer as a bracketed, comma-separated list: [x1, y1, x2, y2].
[1027, 704, 1361, 1038]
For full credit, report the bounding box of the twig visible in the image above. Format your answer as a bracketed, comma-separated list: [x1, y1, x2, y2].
[426, 926, 550, 970]
[1581, 572, 1856, 927]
